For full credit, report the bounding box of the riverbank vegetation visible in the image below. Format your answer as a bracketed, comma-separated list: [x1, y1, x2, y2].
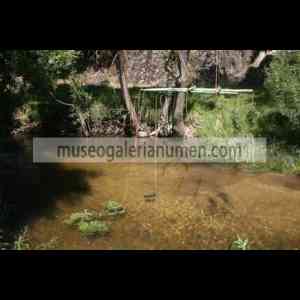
[1, 50, 300, 173]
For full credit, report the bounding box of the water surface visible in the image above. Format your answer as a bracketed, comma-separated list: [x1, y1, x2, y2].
[22, 162, 300, 250]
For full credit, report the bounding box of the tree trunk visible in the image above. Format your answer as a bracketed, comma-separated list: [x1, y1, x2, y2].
[116, 50, 140, 134]
[161, 95, 172, 123]
[174, 93, 187, 136]
[173, 50, 193, 136]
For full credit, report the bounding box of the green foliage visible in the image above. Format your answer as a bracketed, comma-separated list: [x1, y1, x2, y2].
[14, 101, 39, 124]
[64, 209, 102, 226]
[230, 236, 250, 250]
[190, 94, 258, 137]
[1, 50, 79, 94]
[64, 209, 110, 237]
[14, 227, 30, 250]
[0, 50, 81, 137]
[265, 51, 300, 135]
[0, 50, 18, 93]
[40, 50, 80, 79]
[69, 78, 93, 111]
[246, 143, 300, 174]
[104, 200, 126, 217]
[78, 220, 110, 237]
[85, 84, 123, 110]
[64, 202, 125, 238]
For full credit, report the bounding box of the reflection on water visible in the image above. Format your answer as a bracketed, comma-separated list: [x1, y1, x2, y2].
[2, 138, 300, 250]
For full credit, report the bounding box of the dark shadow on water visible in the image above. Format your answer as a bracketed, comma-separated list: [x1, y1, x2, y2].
[0, 137, 99, 245]
[10, 165, 97, 221]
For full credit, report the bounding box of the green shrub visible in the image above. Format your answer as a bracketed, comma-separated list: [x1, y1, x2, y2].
[42, 50, 80, 79]
[0, 50, 82, 137]
[190, 94, 258, 138]
[265, 51, 300, 136]
[246, 143, 300, 174]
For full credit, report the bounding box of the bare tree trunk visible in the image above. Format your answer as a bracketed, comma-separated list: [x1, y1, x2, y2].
[161, 95, 172, 123]
[173, 50, 193, 136]
[116, 50, 140, 134]
[174, 93, 187, 136]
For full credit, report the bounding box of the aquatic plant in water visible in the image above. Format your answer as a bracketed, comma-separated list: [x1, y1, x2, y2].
[64, 209, 102, 226]
[78, 220, 110, 237]
[104, 201, 126, 217]
[64, 209, 110, 237]
[230, 236, 250, 250]
[64, 201, 125, 238]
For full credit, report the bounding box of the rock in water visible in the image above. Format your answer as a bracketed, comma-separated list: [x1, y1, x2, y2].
[144, 193, 157, 201]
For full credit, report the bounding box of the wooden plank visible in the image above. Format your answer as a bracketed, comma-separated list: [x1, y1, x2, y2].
[141, 87, 253, 95]
[142, 88, 189, 92]
[191, 90, 239, 95]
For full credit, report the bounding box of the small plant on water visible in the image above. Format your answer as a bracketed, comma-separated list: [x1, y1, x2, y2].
[78, 220, 110, 237]
[230, 236, 250, 250]
[64, 201, 126, 238]
[104, 200, 126, 217]
[64, 209, 102, 226]
[64, 209, 110, 238]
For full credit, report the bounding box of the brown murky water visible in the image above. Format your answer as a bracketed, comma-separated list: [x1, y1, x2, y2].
[23, 162, 300, 250]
